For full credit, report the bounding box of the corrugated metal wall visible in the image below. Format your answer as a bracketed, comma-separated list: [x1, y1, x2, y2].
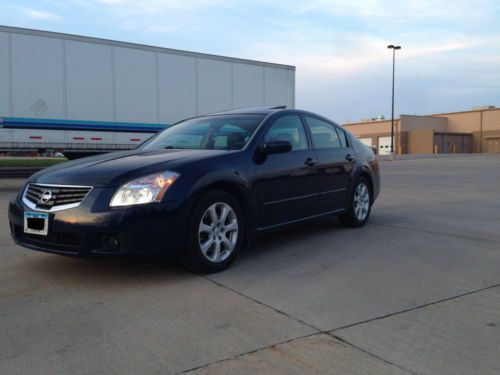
[0, 27, 295, 125]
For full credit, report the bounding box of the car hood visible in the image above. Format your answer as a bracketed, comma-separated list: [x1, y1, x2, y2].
[30, 149, 227, 187]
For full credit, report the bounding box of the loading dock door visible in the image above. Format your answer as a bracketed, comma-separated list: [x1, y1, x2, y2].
[359, 138, 372, 147]
[486, 138, 500, 153]
[434, 133, 472, 153]
[378, 136, 392, 155]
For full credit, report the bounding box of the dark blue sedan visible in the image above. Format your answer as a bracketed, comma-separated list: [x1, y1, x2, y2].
[9, 107, 380, 273]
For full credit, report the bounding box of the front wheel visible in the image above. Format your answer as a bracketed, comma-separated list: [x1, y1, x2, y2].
[339, 177, 372, 227]
[184, 190, 244, 273]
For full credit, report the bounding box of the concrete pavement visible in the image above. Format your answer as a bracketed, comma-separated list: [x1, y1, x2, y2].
[0, 154, 499, 374]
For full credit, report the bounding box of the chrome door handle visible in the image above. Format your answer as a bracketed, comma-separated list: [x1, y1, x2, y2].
[305, 158, 318, 167]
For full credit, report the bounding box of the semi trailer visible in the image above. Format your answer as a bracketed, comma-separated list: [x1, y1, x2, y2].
[0, 117, 167, 159]
[0, 26, 295, 158]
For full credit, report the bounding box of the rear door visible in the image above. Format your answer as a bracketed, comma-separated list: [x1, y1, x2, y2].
[254, 114, 320, 228]
[303, 115, 355, 213]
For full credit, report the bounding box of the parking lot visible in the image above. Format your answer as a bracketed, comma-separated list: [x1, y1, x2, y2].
[1, 154, 499, 374]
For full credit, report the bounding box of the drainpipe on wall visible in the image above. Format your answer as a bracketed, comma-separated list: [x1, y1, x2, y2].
[397, 120, 401, 154]
[479, 110, 483, 153]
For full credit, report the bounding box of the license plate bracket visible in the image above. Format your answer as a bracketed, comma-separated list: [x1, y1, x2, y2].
[24, 212, 49, 236]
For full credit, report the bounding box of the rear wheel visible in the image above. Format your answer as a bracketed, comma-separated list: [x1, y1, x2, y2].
[339, 177, 371, 227]
[184, 190, 244, 273]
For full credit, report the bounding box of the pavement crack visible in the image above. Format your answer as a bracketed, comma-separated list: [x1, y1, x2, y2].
[327, 332, 416, 375]
[188, 276, 421, 375]
[204, 276, 321, 333]
[177, 332, 318, 374]
[332, 283, 500, 332]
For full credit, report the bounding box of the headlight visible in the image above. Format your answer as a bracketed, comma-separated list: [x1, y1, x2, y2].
[110, 171, 179, 207]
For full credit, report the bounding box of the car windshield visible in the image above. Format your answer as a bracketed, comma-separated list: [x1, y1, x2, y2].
[141, 115, 265, 151]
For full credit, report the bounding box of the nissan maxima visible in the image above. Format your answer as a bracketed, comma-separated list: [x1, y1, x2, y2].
[9, 108, 380, 273]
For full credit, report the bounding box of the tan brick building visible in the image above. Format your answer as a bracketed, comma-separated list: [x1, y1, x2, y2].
[343, 107, 500, 155]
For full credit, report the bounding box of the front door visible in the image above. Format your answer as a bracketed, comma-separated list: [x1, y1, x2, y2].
[254, 114, 320, 228]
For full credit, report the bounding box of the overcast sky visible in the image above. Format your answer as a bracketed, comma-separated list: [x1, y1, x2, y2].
[1, 0, 499, 123]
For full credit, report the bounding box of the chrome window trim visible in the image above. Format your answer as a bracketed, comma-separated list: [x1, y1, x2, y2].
[22, 183, 93, 212]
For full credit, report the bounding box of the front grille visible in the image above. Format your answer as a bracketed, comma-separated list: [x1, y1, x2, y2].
[24, 183, 92, 211]
[14, 225, 80, 252]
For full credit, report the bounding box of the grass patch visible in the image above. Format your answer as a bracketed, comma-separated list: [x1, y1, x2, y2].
[0, 158, 68, 168]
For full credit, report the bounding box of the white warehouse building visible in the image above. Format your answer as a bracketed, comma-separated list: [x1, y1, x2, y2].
[0, 26, 295, 154]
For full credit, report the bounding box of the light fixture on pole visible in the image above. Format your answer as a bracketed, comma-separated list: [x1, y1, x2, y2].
[387, 44, 401, 157]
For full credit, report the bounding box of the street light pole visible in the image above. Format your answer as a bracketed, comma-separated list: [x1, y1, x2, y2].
[387, 44, 401, 156]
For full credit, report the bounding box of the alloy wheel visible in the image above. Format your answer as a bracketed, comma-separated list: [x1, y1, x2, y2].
[353, 183, 370, 221]
[198, 202, 239, 262]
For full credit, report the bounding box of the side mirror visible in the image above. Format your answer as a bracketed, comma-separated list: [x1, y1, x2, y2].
[262, 139, 293, 155]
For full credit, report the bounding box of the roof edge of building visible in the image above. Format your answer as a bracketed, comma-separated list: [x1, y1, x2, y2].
[344, 118, 400, 126]
[343, 107, 499, 126]
[428, 107, 499, 117]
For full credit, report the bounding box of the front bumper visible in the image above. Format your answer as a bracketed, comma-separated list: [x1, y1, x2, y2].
[8, 186, 186, 257]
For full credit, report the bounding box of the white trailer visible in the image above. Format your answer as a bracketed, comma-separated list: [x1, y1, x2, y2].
[0, 117, 165, 158]
[0, 26, 295, 155]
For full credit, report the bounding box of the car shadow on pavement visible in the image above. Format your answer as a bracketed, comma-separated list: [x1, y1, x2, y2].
[20, 218, 352, 283]
[239, 218, 347, 259]
[21, 253, 190, 286]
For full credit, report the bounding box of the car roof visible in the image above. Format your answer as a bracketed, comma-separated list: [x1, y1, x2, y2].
[209, 106, 288, 116]
[175, 108, 343, 128]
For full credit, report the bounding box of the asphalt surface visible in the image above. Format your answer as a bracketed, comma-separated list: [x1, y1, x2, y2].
[1, 154, 499, 374]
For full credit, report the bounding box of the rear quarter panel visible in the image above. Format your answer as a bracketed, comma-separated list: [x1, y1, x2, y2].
[346, 130, 381, 201]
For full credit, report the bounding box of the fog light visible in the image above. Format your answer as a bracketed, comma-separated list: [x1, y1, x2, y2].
[102, 236, 119, 250]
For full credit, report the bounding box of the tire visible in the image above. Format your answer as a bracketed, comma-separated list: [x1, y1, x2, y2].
[339, 177, 372, 228]
[184, 190, 244, 273]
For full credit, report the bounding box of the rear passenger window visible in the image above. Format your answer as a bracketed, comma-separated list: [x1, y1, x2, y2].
[304, 116, 341, 149]
[336, 127, 349, 148]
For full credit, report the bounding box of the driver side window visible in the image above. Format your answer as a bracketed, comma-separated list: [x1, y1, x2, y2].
[265, 115, 308, 151]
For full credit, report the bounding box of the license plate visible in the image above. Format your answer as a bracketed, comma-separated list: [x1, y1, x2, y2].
[24, 212, 49, 236]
